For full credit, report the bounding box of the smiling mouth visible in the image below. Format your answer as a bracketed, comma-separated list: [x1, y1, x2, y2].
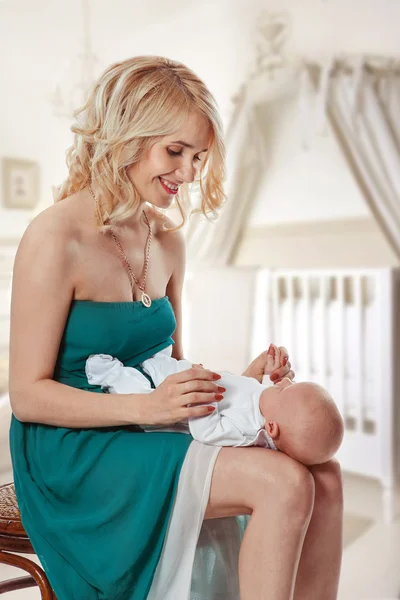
[159, 177, 179, 195]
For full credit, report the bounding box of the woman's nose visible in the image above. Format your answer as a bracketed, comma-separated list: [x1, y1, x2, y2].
[175, 164, 196, 184]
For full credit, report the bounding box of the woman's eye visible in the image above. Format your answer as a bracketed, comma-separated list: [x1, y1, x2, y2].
[167, 148, 202, 162]
[167, 149, 182, 157]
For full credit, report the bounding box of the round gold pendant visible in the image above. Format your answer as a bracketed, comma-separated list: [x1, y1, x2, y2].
[141, 292, 152, 308]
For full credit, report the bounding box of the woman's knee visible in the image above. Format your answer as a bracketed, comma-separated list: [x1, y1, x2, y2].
[205, 448, 315, 521]
[258, 454, 315, 519]
[309, 458, 343, 511]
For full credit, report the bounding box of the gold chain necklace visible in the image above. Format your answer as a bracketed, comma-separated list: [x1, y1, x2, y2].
[88, 185, 153, 308]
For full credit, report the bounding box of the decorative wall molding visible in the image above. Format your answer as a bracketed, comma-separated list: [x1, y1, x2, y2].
[234, 217, 400, 268]
[244, 216, 379, 238]
[0, 238, 21, 247]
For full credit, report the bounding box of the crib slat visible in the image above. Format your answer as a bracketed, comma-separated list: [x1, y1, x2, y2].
[286, 276, 295, 363]
[336, 276, 346, 419]
[271, 274, 280, 344]
[354, 275, 364, 432]
[303, 275, 311, 381]
[377, 269, 396, 522]
[319, 276, 328, 388]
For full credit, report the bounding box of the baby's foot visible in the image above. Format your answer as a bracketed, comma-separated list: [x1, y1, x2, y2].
[243, 345, 279, 383]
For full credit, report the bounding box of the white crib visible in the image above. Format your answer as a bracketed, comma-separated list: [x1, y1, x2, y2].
[250, 268, 400, 523]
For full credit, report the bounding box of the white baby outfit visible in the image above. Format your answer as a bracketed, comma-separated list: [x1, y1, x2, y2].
[85, 345, 278, 450]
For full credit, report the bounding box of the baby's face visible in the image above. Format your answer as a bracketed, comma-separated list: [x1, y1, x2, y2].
[269, 376, 294, 393]
[263, 377, 319, 410]
[263, 377, 300, 408]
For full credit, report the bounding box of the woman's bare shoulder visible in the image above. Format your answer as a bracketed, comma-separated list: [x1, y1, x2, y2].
[22, 190, 90, 248]
[153, 211, 186, 292]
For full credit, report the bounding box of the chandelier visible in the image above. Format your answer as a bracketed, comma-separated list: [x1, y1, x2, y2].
[50, 0, 102, 119]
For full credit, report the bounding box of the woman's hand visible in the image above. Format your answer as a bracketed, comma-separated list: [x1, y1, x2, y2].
[142, 368, 225, 426]
[269, 346, 295, 384]
[242, 344, 294, 384]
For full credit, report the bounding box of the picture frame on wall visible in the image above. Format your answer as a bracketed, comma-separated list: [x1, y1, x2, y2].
[2, 157, 40, 210]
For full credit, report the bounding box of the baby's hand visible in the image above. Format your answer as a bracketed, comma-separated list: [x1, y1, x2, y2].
[263, 345, 281, 376]
[192, 363, 206, 370]
[242, 344, 279, 383]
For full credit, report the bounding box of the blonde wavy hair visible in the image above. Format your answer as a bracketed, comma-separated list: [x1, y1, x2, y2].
[55, 55, 226, 233]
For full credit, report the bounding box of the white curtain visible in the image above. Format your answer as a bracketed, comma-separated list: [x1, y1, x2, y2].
[313, 61, 400, 260]
[186, 87, 266, 267]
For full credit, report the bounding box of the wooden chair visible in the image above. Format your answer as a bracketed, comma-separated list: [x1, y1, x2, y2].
[0, 482, 57, 598]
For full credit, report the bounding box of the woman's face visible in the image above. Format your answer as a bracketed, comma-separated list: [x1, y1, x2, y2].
[128, 111, 212, 209]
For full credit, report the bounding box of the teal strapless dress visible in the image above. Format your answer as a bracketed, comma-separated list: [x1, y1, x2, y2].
[9, 296, 194, 600]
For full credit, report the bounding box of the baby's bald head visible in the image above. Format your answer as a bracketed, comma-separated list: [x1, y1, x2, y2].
[261, 381, 344, 465]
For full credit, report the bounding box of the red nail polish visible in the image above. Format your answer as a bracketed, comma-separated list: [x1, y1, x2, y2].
[282, 357, 288, 366]
[207, 406, 216, 412]
[270, 374, 278, 382]
[215, 394, 224, 400]
[212, 373, 222, 380]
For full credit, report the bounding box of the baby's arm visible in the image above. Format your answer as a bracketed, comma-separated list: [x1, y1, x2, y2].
[140, 354, 192, 387]
[188, 403, 247, 446]
[85, 354, 153, 393]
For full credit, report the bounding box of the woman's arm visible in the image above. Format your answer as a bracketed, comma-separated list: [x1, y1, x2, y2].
[13, 379, 151, 428]
[9, 212, 149, 429]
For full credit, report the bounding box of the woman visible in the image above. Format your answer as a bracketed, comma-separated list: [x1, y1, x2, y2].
[8, 56, 343, 599]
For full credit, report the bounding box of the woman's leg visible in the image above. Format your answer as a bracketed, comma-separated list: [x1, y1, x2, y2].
[204, 447, 315, 600]
[293, 459, 344, 600]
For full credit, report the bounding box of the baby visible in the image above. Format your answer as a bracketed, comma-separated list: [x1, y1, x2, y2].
[85, 345, 344, 466]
